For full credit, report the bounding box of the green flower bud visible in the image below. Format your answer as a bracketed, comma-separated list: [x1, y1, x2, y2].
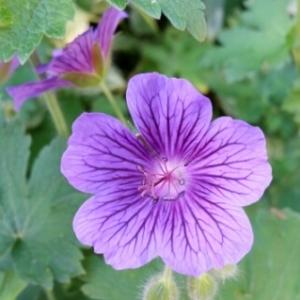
[61, 72, 101, 88]
[1, 102, 15, 119]
[143, 267, 179, 300]
[187, 273, 218, 300]
[210, 264, 238, 281]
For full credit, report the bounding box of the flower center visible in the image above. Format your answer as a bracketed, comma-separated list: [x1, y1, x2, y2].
[137, 157, 186, 202]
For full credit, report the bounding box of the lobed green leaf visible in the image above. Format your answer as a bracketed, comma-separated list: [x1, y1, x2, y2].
[203, 0, 295, 81]
[110, 0, 206, 41]
[0, 113, 86, 289]
[0, 0, 75, 63]
[81, 256, 163, 300]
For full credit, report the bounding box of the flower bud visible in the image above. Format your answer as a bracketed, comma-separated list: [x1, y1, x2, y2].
[210, 264, 238, 281]
[187, 273, 218, 300]
[143, 267, 179, 300]
[1, 101, 15, 119]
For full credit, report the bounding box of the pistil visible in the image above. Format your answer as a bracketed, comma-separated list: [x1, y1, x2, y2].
[137, 157, 186, 202]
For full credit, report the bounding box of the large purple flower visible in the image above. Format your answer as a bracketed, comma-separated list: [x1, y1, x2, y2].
[6, 7, 127, 111]
[61, 73, 272, 276]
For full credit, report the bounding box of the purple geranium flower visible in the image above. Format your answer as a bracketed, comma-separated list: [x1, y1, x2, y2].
[6, 7, 127, 111]
[61, 73, 272, 276]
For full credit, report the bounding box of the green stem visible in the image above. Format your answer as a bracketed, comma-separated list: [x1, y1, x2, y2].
[45, 290, 56, 300]
[100, 81, 127, 124]
[29, 52, 69, 136]
[44, 92, 69, 136]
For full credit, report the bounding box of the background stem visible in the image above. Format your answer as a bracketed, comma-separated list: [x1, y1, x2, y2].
[45, 290, 56, 300]
[43, 92, 69, 136]
[100, 81, 127, 124]
[293, 0, 300, 69]
[30, 52, 69, 136]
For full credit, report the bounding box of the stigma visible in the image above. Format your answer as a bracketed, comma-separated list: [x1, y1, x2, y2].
[137, 157, 186, 202]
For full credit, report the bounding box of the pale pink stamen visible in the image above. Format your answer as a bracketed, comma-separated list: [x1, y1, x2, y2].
[137, 157, 186, 201]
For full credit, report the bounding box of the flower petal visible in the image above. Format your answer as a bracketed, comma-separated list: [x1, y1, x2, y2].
[159, 192, 253, 276]
[6, 77, 70, 111]
[47, 29, 94, 75]
[126, 73, 212, 160]
[189, 117, 272, 206]
[95, 7, 128, 61]
[73, 187, 161, 269]
[61, 112, 152, 194]
[10, 55, 20, 71]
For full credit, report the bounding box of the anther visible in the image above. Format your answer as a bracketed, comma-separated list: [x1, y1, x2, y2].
[137, 159, 186, 202]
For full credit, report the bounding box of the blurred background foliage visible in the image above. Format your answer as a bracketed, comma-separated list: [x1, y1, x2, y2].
[1, 0, 300, 299]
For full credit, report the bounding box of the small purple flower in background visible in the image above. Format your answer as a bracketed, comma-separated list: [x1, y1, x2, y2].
[61, 73, 272, 276]
[6, 7, 127, 111]
[0, 55, 19, 84]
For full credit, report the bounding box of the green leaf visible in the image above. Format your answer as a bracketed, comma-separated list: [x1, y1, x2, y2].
[267, 138, 300, 212]
[0, 0, 75, 63]
[158, 0, 206, 42]
[92, 94, 128, 118]
[207, 65, 296, 124]
[141, 0, 206, 42]
[0, 114, 86, 289]
[17, 285, 41, 300]
[203, 0, 294, 81]
[132, 0, 161, 19]
[0, 0, 12, 28]
[81, 256, 163, 299]
[110, 0, 206, 41]
[208, 74, 268, 123]
[215, 209, 300, 300]
[140, 27, 210, 87]
[0, 269, 26, 300]
[18, 280, 91, 300]
[107, 0, 128, 9]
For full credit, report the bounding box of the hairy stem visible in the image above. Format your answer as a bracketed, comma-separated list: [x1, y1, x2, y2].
[162, 265, 173, 287]
[100, 81, 127, 124]
[30, 52, 69, 136]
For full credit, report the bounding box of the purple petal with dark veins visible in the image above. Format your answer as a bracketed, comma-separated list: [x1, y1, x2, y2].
[6, 77, 71, 111]
[159, 191, 253, 276]
[47, 29, 95, 75]
[61, 112, 153, 195]
[126, 73, 212, 160]
[73, 186, 161, 269]
[189, 117, 272, 206]
[95, 7, 128, 61]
